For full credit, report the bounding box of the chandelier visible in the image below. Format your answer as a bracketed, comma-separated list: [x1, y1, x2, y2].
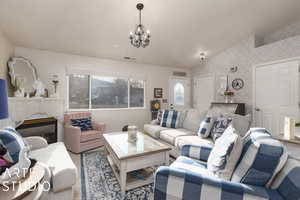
[129, 3, 150, 48]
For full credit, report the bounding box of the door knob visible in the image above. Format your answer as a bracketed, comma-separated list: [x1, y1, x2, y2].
[255, 108, 261, 111]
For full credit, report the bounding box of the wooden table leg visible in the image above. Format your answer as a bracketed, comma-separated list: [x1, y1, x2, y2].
[120, 161, 127, 197]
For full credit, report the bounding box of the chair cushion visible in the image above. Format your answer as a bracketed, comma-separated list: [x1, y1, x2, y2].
[175, 135, 214, 150]
[207, 124, 243, 180]
[80, 130, 102, 142]
[160, 129, 195, 145]
[271, 157, 300, 200]
[29, 142, 77, 192]
[182, 109, 207, 132]
[197, 116, 216, 138]
[210, 116, 232, 142]
[71, 117, 93, 131]
[170, 156, 215, 177]
[231, 128, 288, 187]
[160, 110, 181, 128]
[144, 124, 169, 139]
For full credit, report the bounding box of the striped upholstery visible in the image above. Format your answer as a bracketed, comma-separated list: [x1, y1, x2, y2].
[231, 128, 288, 187]
[271, 157, 300, 200]
[160, 110, 181, 128]
[0, 127, 26, 163]
[197, 116, 216, 138]
[181, 144, 212, 162]
[154, 166, 284, 200]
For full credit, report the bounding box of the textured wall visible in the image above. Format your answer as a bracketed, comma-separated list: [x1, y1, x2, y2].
[0, 30, 14, 80]
[193, 23, 300, 113]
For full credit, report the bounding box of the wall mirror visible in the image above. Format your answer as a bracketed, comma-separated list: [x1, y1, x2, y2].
[8, 57, 38, 96]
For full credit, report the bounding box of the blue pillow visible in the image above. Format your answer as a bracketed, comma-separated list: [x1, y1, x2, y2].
[71, 117, 93, 131]
[160, 110, 181, 128]
[197, 116, 216, 138]
[0, 127, 26, 163]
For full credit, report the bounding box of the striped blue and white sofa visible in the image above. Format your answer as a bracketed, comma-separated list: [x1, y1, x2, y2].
[154, 128, 300, 200]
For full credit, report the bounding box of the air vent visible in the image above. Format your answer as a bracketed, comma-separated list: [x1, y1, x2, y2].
[123, 56, 136, 61]
[173, 71, 187, 77]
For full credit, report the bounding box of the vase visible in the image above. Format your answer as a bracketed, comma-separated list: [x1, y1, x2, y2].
[128, 125, 137, 142]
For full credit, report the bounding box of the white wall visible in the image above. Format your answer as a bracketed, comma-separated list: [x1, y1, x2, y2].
[14, 47, 190, 140]
[193, 21, 300, 113]
[0, 30, 14, 80]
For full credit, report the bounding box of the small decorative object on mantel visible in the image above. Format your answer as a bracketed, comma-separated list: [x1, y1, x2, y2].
[232, 78, 244, 90]
[128, 125, 138, 142]
[223, 75, 234, 103]
[50, 74, 59, 98]
[284, 117, 295, 140]
[154, 88, 163, 98]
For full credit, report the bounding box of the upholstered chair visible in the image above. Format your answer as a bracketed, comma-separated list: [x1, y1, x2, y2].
[64, 112, 105, 153]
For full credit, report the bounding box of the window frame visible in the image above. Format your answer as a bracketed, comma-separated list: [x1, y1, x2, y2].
[67, 74, 146, 111]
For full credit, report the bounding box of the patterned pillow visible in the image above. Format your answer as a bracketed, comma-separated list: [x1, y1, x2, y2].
[157, 110, 163, 124]
[160, 110, 181, 128]
[197, 116, 216, 138]
[71, 117, 93, 131]
[211, 117, 232, 142]
[207, 124, 243, 180]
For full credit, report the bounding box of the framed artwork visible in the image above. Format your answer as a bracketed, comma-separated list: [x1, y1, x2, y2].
[154, 88, 163, 98]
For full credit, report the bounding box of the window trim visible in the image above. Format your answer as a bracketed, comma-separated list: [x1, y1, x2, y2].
[67, 74, 146, 111]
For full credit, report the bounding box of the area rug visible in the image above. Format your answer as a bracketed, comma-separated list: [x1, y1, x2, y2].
[81, 148, 154, 200]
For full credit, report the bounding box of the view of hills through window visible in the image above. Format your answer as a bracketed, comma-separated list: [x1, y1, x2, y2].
[68, 74, 144, 109]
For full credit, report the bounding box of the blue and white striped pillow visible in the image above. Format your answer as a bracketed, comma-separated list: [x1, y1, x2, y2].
[160, 110, 181, 128]
[197, 116, 215, 138]
[231, 128, 288, 187]
[0, 127, 26, 163]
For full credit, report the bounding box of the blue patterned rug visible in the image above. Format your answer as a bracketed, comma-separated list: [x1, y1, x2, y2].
[81, 148, 153, 200]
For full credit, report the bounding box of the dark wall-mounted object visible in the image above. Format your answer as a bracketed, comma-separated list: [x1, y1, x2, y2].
[150, 100, 161, 120]
[210, 102, 245, 116]
[154, 88, 163, 98]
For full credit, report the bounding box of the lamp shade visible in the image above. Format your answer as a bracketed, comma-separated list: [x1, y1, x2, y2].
[0, 79, 8, 119]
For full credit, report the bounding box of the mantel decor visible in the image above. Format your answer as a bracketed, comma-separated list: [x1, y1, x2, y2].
[129, 3, 151, 48]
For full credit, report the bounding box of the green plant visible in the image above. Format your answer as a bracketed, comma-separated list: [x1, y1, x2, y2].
[295, 122, 300, 127]
[224, 90, 234, 96]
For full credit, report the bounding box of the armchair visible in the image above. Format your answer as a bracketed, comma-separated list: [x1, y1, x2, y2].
[64, 112, 106, 153]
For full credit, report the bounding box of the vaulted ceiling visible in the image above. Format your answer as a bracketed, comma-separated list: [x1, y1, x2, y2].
[0, 0, 300, 68]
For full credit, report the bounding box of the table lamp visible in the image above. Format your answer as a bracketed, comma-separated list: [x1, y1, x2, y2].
[0, 79, 8, 120]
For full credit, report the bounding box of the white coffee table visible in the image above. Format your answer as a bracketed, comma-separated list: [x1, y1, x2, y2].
[103, 131, 171, 195]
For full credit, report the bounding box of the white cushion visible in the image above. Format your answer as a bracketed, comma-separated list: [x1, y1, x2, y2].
[175, 135, 214, 150]
[182, 109, 207, 132]
[223, 113, 251, 136]
[144, 124, 169, 139]
[207, 124, 243, 180]
[29, 142, 77, 192]
[160, 129, 195, 145]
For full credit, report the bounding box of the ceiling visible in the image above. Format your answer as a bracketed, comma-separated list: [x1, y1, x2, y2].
[0, 0, 300, 68]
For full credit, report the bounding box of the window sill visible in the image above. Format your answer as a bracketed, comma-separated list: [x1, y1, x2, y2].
[67, 107, 147, 112]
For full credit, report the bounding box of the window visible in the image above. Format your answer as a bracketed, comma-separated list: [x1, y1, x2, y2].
[69, 74, 90, 109]
[68, 74, 145, 109]
[174, 82, 184, 105]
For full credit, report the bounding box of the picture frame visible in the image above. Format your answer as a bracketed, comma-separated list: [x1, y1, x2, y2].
[154, 88, 163, 98]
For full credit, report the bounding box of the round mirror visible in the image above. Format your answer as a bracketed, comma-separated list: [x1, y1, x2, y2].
[8, 57, 38, 96]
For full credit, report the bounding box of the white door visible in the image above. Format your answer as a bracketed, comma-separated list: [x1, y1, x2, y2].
[169, 77, 191, 110]
[254, 60, 299, 136]
[193, 74, 215, 111]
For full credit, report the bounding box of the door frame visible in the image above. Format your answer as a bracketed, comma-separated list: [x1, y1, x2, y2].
[192, 72, 216, 108]
[252, 56, 300, 126]
[169, 76, 191, 109]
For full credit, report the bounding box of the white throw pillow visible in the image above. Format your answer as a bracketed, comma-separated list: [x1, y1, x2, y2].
[223, 113, 251, 136]
[182, 109, 207, 132]
[197, 116, 216, 138]
[207, 124, 243, 180]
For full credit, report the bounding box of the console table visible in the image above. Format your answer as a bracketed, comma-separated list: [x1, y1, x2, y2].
[210, 102, 245, 115]
[17, 117, 58, 144]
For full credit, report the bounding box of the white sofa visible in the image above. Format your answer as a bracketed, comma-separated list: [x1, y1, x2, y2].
[144, 109, 214, 157]
[25, 137, 77, 200]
